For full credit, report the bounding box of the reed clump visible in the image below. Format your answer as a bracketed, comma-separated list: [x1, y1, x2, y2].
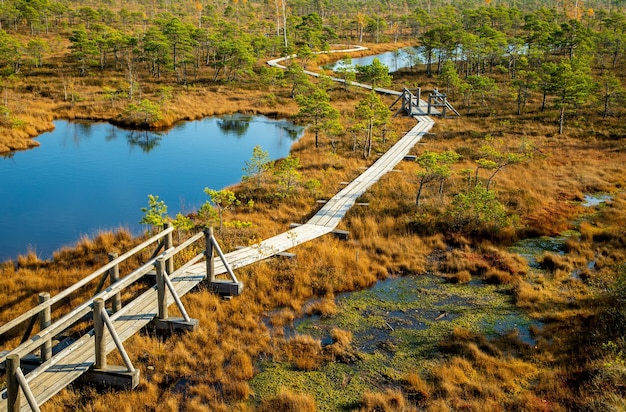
[257, 388, 316, 412]
[356, 389, 410, 412]
[279, 334, 323, 371]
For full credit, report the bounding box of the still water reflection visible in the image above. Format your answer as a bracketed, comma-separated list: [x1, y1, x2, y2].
[0, 115, 302, 261]
[326, 47, 424, 73]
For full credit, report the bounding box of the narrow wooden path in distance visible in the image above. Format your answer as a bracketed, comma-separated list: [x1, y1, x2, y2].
[0, 46, 435, 412]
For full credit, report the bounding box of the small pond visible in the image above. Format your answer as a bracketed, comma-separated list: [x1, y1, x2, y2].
[0, 115, 303, 261]
[325, 47, 424, 73]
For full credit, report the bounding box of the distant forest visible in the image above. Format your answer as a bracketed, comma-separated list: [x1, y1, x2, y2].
[0, 0, 625, 140]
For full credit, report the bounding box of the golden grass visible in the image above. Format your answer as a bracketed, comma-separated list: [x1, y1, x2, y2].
[257, 388, 316, 412]
[357, 389, 410, 412]
[280, 334, 323, 371]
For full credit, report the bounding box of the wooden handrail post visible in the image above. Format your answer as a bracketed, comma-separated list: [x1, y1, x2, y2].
[108, 252, 121, 313]
[155, 257, 168, 320]
[164, 222, 174, 275]
[7, 354, 20, 412]
[38, 292, 51, 362]
[94, 298, 106, 369]
[204, 227, 215, 282]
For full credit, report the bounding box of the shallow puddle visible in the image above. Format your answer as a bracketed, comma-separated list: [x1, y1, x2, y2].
[253, 275, 540, 410]
[287, 274, 538, 354]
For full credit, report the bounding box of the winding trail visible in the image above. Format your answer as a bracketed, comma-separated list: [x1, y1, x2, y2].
[188, 45, 436, 270]
[0, 45, 435, 412]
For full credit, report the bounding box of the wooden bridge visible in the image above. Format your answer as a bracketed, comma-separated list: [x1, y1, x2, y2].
[0, 48, 435, 412]
[390, 87, 460, 118]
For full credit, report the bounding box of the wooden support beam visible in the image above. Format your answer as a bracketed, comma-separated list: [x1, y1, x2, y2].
[90, 298, 140, 390]
[332, 230, 349, 240]
[276, 252, 296, 259]
[208, 280, 243, 298]
[108, 253, 121, 313]
[207, 234, 244, 298]
[94, 299, 107, 369]
[38, 293, 51, 362]
[149, 317, 198, 334]
[80, 365, 140, 390]
[236, 246, 295, 260]
[14, 364, 40, 412]
[164, 223, 174, 275]
[149, 257, 199, 333]
[6, 354, 41, 412]
[155, 259, 168, 320]
[6, 354, 19, 412]
[204, 227, 215, 282]
[290, 224, 349, 241]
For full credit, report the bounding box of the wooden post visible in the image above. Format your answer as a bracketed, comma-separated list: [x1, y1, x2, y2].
[427, 93, 433, 115]
[108, 253, 121, 313]
[155, 257, 167, 320]
[38, 292, 51, 362]
[164, 222, 174, 275]
[204, 227, 215, 282]
[7, 354, 20, 412]
[94, 298, 106, 370]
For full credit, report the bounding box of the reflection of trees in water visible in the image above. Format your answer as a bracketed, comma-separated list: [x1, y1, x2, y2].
[127, 130, 163, 153]
[217, 115, 252, 137]
[74, 122, 94, 136]
[279, 123, 304, 140]
[105, 124, 118, 142]
[1, 151, 15, 160]
[67, 121, 94, 147]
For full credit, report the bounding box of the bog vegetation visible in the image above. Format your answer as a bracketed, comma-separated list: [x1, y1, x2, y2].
[1, 0, 626, 410]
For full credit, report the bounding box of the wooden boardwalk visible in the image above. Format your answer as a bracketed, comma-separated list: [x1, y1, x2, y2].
[0, 48, 435, 412]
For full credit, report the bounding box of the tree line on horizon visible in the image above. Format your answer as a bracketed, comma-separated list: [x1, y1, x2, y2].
[0, 0, 623, 135]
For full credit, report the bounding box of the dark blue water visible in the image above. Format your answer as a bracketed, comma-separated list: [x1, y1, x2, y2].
[326, 47, 424, 73]
[0, 115, 302, 261]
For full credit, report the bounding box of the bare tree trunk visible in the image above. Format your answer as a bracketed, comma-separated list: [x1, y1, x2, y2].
[559, 102, 565, 135]
[282, 0, 288, 50]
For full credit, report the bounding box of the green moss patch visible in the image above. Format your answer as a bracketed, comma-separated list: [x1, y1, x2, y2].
[250, 275, 536, 410]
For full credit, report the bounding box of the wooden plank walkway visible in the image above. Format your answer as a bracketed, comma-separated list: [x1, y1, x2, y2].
[1, 47, 435, 412]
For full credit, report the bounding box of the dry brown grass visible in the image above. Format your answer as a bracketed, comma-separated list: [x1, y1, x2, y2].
[403, 371, 431, 406]
[357, 389, 411, 412]
[424, 328, 550, 411]
[279, 334, 323, 371]
[257, 388, 316, 412]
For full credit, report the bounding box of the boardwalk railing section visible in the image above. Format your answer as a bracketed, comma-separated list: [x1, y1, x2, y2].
[1, 45, 439, 412]
[0, 225, 241, 412]
[390, 87, 460, 118]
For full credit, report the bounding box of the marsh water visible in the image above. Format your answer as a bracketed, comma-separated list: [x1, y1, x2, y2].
[282, 194, 612, 355]
[252, 194, 614, 408]
[0, 115, 303, 261]
[326, 46, 424, 73]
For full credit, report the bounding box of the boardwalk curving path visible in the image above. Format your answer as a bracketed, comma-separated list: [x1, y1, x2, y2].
[0, 46, 435, 411]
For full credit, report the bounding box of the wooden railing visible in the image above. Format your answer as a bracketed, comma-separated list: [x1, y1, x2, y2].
[0, 224, 224, 370]
[0, 224, 242, 411]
